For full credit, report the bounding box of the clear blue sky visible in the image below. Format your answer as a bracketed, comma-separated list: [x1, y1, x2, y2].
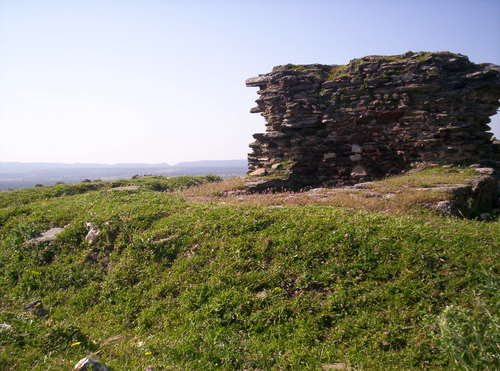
[1, 0, 499, 164]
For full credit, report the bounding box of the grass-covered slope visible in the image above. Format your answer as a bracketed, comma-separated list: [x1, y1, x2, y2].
[0, 177, 498, 370]
[0, 175, 221, 209]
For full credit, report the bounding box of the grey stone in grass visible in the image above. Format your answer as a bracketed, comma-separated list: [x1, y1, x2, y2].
[433, 200, 455, 216]
[74, 357, 108, 371]
[84, 222, 100, 245]
[24, 299, 48, 317]
[25, 227, 65, 245]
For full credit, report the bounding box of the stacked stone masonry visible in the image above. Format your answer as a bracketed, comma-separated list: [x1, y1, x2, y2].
[246, 51, 500, 189]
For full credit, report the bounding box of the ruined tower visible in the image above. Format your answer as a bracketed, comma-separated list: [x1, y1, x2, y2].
[246, 52, 500, 189]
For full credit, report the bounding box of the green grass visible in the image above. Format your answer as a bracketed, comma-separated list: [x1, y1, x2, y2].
[371, 52, 433, 64]
[0, 175, 221, 209]
[367, 167, 479, 192]
[328, 65, 350, 80]
[0, 177, 499, 370]
[325, 52, 437, 82]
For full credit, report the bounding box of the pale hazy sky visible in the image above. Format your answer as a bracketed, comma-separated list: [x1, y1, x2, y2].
[1, 0, 499, 164]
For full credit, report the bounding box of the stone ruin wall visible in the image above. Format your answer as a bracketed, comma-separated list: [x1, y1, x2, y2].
[246, 51, 500, 189]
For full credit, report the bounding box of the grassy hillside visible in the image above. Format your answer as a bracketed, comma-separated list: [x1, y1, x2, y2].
[0, 175, 220, 209]
[0, 176, 498, 370]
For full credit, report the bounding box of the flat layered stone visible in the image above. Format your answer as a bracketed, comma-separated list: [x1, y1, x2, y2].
[246, 75, 270, 87]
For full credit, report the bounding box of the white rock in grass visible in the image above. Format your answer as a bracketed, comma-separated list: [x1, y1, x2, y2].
[74, 357, 108, 371]
[84, 222, 100, 245]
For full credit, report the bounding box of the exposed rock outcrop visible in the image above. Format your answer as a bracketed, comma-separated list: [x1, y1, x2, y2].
[246, 52, 500, 190]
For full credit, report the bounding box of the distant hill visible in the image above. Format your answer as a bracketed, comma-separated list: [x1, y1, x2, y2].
[0, 160, 247, 190]
[174, 159, 247, 168]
